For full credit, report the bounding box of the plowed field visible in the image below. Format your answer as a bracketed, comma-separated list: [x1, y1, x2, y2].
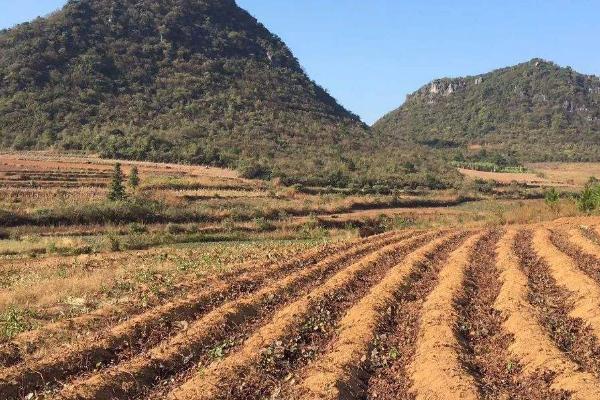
[2, 220, 600, 399]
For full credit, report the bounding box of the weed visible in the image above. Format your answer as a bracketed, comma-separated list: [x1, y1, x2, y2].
[106, 234, 121, 251]
[544, 188, 560, 207]
[254, 217, 275, 232]
[0, 307, 34, 339]
[208, 338, 236, 360]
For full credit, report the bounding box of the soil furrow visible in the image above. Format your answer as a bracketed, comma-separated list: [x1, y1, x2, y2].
[0, 235, 368, 367]
[408, 233, 482, 400]
[550, 229, 600, 283]
[52, 232, 422, 400]
[224, 234, 447, 400]
[289, 232, 476, 400]
[579, 225, 600, 244]
[573, 226, 600, 252]
[0, 231, 407, 399]
[513, 229, 600, 397]
[165, 232, 453, 400]
[457, 229, 567, 399]
[363, 232, 471, 400]
[531, 228, 600, 340]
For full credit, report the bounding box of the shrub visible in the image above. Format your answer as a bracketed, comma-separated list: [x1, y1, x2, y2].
[239, 161, 272, 180]
[129, 166, 140, 189]
[108, 163, 127, 201]
[544, 188, 560, 210]
[577, 184, 600, 213]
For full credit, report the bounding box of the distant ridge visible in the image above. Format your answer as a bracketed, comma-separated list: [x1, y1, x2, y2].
[374, 59, 600, 162]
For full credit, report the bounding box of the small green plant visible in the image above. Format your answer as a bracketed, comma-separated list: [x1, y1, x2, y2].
[1, 307, 33, 339]
[108, 163, 127, 201]
[388, 346, 399, 360]
[46, 241, 58, 254]
[544, 187, 560, 211]
[208, 339, 236, 360]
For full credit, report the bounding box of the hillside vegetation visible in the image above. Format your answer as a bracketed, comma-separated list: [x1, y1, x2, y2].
[375, 59, 600, 162]
[0, 0, 458, 188]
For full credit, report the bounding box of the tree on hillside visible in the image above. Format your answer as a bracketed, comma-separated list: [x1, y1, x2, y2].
[108, 163, 126, 201]
[129, 166, 140, 189]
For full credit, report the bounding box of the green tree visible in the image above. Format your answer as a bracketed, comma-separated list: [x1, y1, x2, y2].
[129, 165, 140, 189]
[108, 163, 126, 201]
[578, 184, 600, 213]
[544, 187, 560, 211]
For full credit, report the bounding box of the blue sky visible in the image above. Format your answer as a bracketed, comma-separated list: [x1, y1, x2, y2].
[2, 0, 600, 124]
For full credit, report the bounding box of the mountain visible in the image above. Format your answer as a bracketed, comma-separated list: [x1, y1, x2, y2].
[374, 59, 600, 162]
[0, 0, 435, 188]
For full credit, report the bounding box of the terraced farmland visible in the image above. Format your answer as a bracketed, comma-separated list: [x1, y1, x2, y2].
[0, 219, 599, 399]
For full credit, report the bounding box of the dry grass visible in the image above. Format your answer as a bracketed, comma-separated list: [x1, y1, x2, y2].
[0, 238, 330, 328]
[526, 162, 600, 187]
[458, 168, 563, 187]
[0, 150, 240, 179]
[459, 162, 600, 189]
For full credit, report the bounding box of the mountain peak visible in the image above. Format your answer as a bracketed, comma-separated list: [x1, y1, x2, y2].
[375, 60, 600, 162]
[0, 0, 379, 186]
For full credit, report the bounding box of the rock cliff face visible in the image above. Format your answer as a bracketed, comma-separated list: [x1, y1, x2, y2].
[375, 59, 600, 161]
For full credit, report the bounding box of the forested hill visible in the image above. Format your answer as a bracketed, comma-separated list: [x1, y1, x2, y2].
[0, 0, 446, 188]
[374, 59, 600, 162]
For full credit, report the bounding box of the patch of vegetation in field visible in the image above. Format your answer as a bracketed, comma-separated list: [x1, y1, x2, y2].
[0, 237, 332, 330]
[577, 179, 600, 213]
[0, 307, 37, 339]
[451, 150, 526, 173]
[452, 161, 526, 173]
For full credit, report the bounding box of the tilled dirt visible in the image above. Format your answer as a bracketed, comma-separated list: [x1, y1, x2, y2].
[550, 229, 600, 283]
[0, 232, 407, 399]
[456, 230, 567, 399]
[516, 230, 600, 379]
[364, 232, 471, 400]
[5, 221, 600, 399]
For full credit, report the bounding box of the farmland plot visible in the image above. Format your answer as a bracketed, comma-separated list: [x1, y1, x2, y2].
[0, 219, 600, 399]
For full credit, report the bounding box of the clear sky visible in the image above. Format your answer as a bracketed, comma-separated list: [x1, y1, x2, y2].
[2, 0, 600, 124]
